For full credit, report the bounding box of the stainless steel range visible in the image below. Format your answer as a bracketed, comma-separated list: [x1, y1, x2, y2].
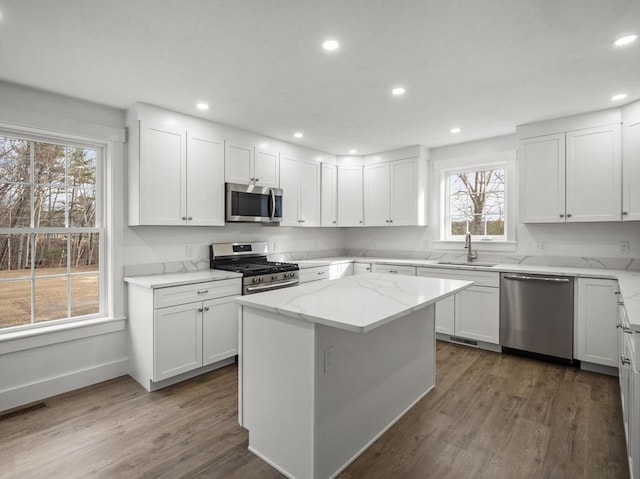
[210, 241, 299, 295]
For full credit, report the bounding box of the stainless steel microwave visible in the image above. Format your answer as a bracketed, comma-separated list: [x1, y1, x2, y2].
[225, 182, 283, 223]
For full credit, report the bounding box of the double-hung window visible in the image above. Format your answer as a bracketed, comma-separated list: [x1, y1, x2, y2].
[443, 165, 506, 241]
[0, 132, 104, 330]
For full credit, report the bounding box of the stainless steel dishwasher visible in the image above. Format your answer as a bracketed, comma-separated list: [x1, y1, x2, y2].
[500, 273, 575, 365]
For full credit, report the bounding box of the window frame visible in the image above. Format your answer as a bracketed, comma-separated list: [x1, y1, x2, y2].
[441, 161, 509, 243]
[0, 129, 107, 332]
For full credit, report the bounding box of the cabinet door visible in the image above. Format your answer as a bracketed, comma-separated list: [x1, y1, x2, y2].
[390, 158, 421, 226]
[364, 162, 390, 226]
[337, 166, 363, 226]
[371, 264, 416, 276]
[321, 163, 338, 226]
[202, 297, 238, 366]
[254, 149, 280, 188]
[575, 278, 618, 367]
[139, 122, 186, 225]
[435, 294, 455, 336]
[353, 263, 371, 274]
[519, 133, 565, 223]
[279, 155, 299, 226]
[455, 286, 499, 344]
[225, 142, 253, 184]
[186, 132, 225, 226]
[566, 124, 622, 222]
[299, 159, 321, 226]
[622, 111, 640, 221]
[154, 303, 202, 381]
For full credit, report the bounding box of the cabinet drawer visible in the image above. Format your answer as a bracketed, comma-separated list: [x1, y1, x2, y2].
[154, 279, 241, 309]
[417, 267, 499, 287]
[299, 266, 331, 283]
[372, 264, 416, 276]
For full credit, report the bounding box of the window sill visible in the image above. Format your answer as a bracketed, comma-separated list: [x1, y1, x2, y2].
[0, 316, 126, 355]
[433, 240, 517, 252]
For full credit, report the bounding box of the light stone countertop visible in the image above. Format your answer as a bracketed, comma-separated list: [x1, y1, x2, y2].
[293, 256, 640, 332]
[123, 269, 242, 288]
[235, 273, 473, 333]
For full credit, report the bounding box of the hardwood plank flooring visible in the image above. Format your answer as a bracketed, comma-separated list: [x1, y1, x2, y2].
[0, 342, 628, 479]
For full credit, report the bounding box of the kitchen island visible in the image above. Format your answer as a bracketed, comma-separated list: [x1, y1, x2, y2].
[235, 273, 472, 479]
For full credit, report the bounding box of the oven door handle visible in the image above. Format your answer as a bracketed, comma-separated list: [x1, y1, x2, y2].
[246, 279, 299, 292]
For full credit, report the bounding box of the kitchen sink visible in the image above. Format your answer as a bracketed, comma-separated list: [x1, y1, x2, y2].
[436, 261, 497, 267]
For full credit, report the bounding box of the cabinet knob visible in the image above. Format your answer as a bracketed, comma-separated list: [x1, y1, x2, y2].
[622, 211, 628, 215]
[333, 220, 337, 224]
[566, 214, 572, 218]
[559, 214, 564, 218]
[182, 216, 188, 220]
[188, 216, 193, 220]
[621, 356, 631, 365]
[204, 306, 210, 312]
[197, 307, 203, 313]
[359, 220, 363, 224]
[255, 178, 260, 182]
[389, 219, 393, 223]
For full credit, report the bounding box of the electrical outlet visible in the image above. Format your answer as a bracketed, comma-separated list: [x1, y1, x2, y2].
[535, 241, 547, 252]
[323, 346, 336, 373]
[185, 245, 192, 257]
[618, 241, 630, 255]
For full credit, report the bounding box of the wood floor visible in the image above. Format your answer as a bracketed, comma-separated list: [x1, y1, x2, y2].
[0, 341, 629, 479]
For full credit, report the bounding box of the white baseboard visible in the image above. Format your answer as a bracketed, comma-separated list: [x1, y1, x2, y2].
[0, 358, 128, 412]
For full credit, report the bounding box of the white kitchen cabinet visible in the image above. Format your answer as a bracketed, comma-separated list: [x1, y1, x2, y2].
[337, 165, 363, 226]
[518, 122, 622, 223]
[363, 158, 427, 226]
[225, 142, 280, 187]
[280, 155, 321, 226]
[299, 263, 353, 283]
[127, 278, 241, 391]
[353, 262, 372, 274]
[618, 295, 640, 479]
[574, 277, 619, 367]
[372, 264, 416, 276]
[127, 120, 225, 226]
[416, 267, 500, 345]
[622, 100, 640, 221]
[321, 163, 338, 226]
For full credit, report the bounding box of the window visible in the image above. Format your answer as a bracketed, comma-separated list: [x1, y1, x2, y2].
[444, 165, 506, 241]
[0, 133, 103, 330]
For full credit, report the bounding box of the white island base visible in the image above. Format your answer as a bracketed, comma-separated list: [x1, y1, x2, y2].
[240, 304, 435, 479]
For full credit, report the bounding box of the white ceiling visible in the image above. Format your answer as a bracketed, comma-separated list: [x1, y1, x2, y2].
[0, 0, 638, 155]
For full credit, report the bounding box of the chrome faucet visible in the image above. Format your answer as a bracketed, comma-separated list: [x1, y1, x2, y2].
[465, 232, 478, 263]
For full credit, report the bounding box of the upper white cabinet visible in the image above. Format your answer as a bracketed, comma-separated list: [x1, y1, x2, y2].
[337, 165, 364, 226]
[225, 142, 280, 188]
[363, 157, 427, 226]
[280, 155, 321, 226]
[321, 163, 338, 226]
[518, 110, 622, 223]
[622, 101, 640, 221]
[128, 119, 224, 226]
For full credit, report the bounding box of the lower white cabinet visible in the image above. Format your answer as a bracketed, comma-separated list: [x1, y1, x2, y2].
[354, 263, 372, 274]
[618, 295, 640, 479]
[574, 277, 619, 367]
[299, 263, 354, 283]
[128, 278, 241, 391]
[417, 267, 500, 345]
[371, 264, 416, 276]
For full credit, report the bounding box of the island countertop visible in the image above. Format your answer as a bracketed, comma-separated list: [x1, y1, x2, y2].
[235, 273, 473, 333]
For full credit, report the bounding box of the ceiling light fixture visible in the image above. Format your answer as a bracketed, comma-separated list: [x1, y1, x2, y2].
[614, 34, 637, 46]
[611, 93, 628, 101]
[349, 149, 357, 154]
[450, 127, 461, 134]
[391, 87, 406, 96]
[322, 39, 340, 51]
[196, 103, 209, 110]
[294, 132, 304, 138]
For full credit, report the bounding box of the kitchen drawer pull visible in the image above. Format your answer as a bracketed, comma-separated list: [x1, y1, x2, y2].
[503, 274, 571, 283]
[389, 270, 398, 273]
[317, 271, 326, 275]
[197, 290, 209, 295]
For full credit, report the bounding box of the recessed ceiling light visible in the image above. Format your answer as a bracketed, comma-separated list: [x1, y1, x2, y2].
[450, 127, 461, 134]
[294, 132, 304, 138]
[349, 149, 357, 154]
[614, 34, 637, 46]
[391, 87, 406, 96]
[196, 103, 209, 110]
[611, 93, 628, 101]
[322, 39, 340, 51]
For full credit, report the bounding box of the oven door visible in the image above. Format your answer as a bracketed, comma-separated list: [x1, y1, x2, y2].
[226, 183, 283, 223]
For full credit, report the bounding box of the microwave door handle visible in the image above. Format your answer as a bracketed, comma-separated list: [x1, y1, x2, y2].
[270, 189, 276, 220]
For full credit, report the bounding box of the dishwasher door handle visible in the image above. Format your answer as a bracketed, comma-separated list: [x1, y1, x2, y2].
[503, 274, 571, 283]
